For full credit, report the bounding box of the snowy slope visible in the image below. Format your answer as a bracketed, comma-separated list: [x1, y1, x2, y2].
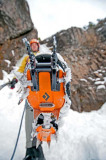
[0, 72, 26, 160]
[0, 45, 106, 160]
[0, 76, 106, 160]
[43, 102, 106, 160]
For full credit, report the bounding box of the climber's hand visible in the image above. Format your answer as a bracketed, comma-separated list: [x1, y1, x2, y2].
[10, 78, 18, 89]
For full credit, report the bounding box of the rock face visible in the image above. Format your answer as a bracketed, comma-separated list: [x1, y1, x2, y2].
[0, 0, 34, 44]
[43, 18, 106, 112]
[0, 0, 38, 79]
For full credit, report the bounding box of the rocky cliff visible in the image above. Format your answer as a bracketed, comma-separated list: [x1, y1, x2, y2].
[0, 0, 38, 79]
[43, 18, 106, 112]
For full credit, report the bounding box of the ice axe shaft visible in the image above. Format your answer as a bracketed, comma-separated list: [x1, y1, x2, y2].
[0, 81, 11, 90]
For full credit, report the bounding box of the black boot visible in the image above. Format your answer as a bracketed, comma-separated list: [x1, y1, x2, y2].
[23, 147, 37, 160]
[23, 145, 46, 160]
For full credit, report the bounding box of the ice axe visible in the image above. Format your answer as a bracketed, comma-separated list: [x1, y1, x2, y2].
[0, 81, 11, 90]
[0, 78, 18, 90]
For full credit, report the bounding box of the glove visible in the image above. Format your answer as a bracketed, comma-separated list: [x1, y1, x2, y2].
[10, 78, 18, 89]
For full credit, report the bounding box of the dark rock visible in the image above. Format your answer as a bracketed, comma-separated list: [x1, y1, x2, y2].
[0, 0, 34, 44]
[42, 18, 106, 112]
[0, 0, 38, 78]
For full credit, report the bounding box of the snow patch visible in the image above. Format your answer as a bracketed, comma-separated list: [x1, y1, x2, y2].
[2, 70, 10, 81]
[95, 81, 105, 85]
[104, 77, 106, 82]
[97, 27, 103, 31]
[102, 70, 105, 73]
[97, 85, 105, 90]
[80, 79, 87, 82]
[94, 70, 102, 74]
[11, 50, 15, 56]
[98, 102, 106, 115]
[95, 78, 100, 81]
[39, 44, 52, 55]
[99, 73, 102, 76]
[4, 60, 11, 67]
[88, 77, 95, 81]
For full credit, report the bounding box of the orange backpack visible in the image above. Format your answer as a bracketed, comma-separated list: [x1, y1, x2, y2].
[26, 53, 67, 144]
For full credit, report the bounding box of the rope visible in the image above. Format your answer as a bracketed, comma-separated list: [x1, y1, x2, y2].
[10, 105, 26, 160]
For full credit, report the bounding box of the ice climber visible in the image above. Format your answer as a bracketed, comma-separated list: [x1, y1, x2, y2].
[10, 38, 71, 160]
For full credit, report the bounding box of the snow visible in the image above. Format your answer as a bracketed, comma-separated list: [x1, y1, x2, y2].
[101, 70, 105, 73]
[43, 103, 106, 160]
[97, 27, 103, 32]
[4, 60, 11, 67]
[94, 81, 105, 85]
[11, 50, 15, 56]
[99, 73, 102, 76]
[94, 70, 102, 74]
[88, 77, 95, 81]
[95, 78, 100, 81]
[80, 79, 87, 82]
[97, 85, 105, 90]
[104, 77, 106, 82]
[0, 45, 106, 160]
[0, 74, 106, 160]
[38, 44, 52, 55]
[0, 80, 26, 160]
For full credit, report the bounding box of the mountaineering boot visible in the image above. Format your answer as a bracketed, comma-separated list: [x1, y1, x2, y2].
[35, 145, 46, 160]
[23, 145, 46, 160]
[37, 114, 44, 125]
[50, 120, 58, 131]
[23, 147, 38, 160]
